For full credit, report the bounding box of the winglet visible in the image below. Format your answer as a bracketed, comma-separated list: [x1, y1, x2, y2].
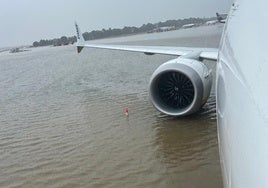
[75, 22, 85, 53]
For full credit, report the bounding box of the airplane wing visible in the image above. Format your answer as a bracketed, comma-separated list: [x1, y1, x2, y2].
[75, 23, 218, 61]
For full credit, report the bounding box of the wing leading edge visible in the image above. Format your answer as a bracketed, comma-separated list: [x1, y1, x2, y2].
[75, 23, 218, 61]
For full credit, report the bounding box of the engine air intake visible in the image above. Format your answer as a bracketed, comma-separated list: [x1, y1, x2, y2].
[158, 71, 194, 109]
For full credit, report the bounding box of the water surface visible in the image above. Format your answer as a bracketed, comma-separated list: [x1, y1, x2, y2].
[0, 25, 223, 188]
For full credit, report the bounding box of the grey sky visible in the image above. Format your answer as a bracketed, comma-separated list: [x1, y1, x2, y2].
[0, 0, 232, 47]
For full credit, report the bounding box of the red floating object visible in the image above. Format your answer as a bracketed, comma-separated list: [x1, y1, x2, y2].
[124, 107, 129, 116]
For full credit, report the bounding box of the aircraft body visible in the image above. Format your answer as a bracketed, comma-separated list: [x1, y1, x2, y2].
[217, 1, 268, 187]
[216, 12, 228, 23]
[75, 0, 268, 187]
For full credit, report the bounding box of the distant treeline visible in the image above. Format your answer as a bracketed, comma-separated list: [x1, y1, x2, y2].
[32, 36, 76, 47]
[32, 17, 210, 47]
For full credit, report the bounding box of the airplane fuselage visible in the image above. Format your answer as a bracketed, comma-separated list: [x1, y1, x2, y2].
[217, 1, 268, 187]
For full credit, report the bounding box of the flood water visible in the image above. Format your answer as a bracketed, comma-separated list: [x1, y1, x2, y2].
[0, 25, 224, 188]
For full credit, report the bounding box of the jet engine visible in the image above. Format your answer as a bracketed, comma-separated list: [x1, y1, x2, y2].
[149, 58, 212, 116]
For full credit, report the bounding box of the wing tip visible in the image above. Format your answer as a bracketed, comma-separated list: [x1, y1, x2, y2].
[75, 21, 85, 53]
[75, 22, 85, 43]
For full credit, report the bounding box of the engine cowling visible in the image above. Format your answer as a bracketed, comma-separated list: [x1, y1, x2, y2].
[149, 58, 212, 116]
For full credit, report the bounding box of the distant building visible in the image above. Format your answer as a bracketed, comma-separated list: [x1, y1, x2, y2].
[9, 47, 29, 53]
[182, 24, 195, 29]
[205, 20, 218, 25]
[53, 41, 74, 47]
[147, 26, 176, 33]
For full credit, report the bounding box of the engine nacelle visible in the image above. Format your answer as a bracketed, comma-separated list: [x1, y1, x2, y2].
[149, 58, 212, 116]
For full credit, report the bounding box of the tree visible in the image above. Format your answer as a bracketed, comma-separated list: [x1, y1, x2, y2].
[60, 36, 68, 43]
[33, 41, 39, 47]
[31, 17, 210, 47]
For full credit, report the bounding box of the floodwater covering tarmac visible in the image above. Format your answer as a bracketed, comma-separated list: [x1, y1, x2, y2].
[0, 24, 224, 187]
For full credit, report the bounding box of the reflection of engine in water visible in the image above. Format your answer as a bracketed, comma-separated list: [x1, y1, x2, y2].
[149, 58, 212, 116]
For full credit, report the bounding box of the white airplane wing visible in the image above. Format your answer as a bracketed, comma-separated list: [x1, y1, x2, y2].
[75, 23, 218, 61]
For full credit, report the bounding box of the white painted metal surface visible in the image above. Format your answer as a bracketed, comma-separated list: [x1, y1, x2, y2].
[217, 0, 268, 187]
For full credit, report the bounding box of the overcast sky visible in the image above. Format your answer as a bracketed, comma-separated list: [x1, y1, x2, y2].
[0, 0, 233, 47]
